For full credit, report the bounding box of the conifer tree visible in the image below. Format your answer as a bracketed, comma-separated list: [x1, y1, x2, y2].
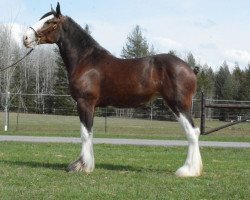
[121, 25, 155, 59]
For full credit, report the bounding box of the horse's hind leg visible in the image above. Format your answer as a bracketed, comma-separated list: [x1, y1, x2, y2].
[164, 96, 202, 177]
[175, 111, 202, 177]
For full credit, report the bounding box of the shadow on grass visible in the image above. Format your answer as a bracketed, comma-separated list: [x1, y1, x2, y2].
[1, 160, 173, 174]
[96, 163, 143, 172]
[0, 160, 67, 171]
[96, 163, 173, 174]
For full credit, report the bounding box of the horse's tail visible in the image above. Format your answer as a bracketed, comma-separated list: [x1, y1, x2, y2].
[193, 66, 199, 75]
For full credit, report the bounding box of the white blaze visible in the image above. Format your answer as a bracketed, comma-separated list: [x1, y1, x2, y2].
[23, 14, 54, 48]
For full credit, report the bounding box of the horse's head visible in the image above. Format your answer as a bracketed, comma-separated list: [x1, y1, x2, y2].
[23, 2, 64, 48]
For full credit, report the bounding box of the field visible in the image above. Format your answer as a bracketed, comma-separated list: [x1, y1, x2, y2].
[0, 112, 250, 199]
[0, 142, 249, 199]
[0, 112, 250, 142]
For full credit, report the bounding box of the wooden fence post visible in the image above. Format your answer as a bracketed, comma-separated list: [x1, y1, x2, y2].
[200, 91, 206, 135]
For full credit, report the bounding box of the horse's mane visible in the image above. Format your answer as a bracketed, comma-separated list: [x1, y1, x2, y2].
[62, 17, 108, 54]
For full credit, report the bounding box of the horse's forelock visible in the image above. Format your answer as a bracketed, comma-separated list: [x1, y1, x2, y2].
[39, 11, 55, 20]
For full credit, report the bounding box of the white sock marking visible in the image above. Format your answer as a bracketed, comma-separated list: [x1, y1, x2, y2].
[176, 114, 202, 177]
[80, 123, 95, 173]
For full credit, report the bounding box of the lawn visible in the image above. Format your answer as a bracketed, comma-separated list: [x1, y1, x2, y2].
[0, 142, 249, 199]
[0, 112, 250, 142]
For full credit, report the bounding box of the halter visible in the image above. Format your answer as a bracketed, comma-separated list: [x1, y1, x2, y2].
[29, 26, 40, 44]
[29, 20, 59, 45]
[29, 27, 39, 37]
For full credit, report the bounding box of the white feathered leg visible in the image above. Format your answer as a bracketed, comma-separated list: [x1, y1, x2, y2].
[175, 114, 202, 177]
[68, 123, 95, 173]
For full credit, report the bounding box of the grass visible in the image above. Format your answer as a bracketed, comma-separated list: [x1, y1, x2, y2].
[0, 112, 250, 142]
[0, 142, 249, 199]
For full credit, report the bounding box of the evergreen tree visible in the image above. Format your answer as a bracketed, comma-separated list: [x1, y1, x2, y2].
[240, 64, 250, 100]
[121, 25, 155, 58]
[84, 24, 91, 35]
[214, 62, 231, 100]
[196, 64, 215, 98]
[186, 52, 196, 69]
[168, 50, 177, 56]
[214, 62, 236, 121]
[232, 64, 244, 100]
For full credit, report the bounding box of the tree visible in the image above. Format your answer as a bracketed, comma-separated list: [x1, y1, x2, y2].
[121, 25, 155, 59]
[214, 62, 238, 121]
[232, 64, 245, 100]
[84, 24, 91, 35]
[214, 62, 231, 100]
[243, 64, 250, 100]
[196, 64, 215, 98]
[168, 50, 177, 56]
[186, 52, 196, 68]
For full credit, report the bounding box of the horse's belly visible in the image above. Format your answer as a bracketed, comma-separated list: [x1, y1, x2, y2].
[97, 91, 158, 108]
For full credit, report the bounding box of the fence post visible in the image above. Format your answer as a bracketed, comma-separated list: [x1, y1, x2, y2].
[4, 91, 10, 131]
[105, 107, 108, 133]
[150, 102, 153, 121]
[200, 91, 206, 135]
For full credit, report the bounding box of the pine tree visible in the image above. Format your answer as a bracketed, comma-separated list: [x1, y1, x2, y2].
[84, 24, 91, 35]
[214, 62, 236, 121]
[214, 62, 233, 100]
[186, 52, 197, 69]
[121, 25, 155, 59]
[196, 64, 215, 98]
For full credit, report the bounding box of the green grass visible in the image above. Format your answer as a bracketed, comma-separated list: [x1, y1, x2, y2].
[0, 142, 249, 199]
[0, 112, 250, 142]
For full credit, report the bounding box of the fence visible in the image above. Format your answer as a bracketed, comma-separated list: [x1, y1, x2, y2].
[200, 92, 250, 135]
[0, 92, 249, 137]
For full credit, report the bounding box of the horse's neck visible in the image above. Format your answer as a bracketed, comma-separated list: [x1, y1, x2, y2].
[57, 17, 106, 74]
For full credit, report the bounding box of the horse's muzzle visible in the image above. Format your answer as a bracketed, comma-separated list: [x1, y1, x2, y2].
[23, 27, 39, 48]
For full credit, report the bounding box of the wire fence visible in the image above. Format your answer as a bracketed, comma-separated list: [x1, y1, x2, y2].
[0, 93, 249, 137]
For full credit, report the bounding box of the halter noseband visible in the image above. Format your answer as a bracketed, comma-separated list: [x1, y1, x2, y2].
[29, 26, 40, 44]
[29, 27, 39, 37]
[29, 22, 58, 45]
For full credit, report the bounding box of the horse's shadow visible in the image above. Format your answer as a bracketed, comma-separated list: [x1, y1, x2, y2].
[95, 163, 143, 172]
[0, 160, 142, 172]
[0, 160, 171, 173]
[1, 160, 67, 171]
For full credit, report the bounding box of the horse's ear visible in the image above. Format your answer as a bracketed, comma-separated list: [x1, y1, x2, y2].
[56, 2, 62, 17]
[51, 4, 56, 13]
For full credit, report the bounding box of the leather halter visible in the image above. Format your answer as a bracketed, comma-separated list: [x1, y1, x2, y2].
[29, 22, 58, 45]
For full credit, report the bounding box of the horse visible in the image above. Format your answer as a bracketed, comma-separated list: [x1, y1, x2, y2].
[23, 3, 202, 177]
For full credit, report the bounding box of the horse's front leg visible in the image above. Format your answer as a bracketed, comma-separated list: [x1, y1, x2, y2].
[68, 99, 95, 173]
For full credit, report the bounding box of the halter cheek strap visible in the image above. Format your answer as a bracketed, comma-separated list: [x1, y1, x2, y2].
[29, 27, 38, 37]
[29, 27, 41, 44]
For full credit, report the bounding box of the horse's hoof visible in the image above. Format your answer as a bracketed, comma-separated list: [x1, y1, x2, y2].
[175, 164, 202, 177]
[67, 157, 85, 172]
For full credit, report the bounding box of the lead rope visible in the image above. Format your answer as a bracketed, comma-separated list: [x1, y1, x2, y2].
[0, 48, 34, 72]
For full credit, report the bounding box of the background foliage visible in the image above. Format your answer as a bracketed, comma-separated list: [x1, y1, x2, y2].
[0, 24, 250, 120]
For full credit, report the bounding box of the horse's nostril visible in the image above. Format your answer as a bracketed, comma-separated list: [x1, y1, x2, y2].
[24, 36, 28, 41]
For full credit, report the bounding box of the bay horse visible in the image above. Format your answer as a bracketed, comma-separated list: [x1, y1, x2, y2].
[23, 3, 202, 177]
